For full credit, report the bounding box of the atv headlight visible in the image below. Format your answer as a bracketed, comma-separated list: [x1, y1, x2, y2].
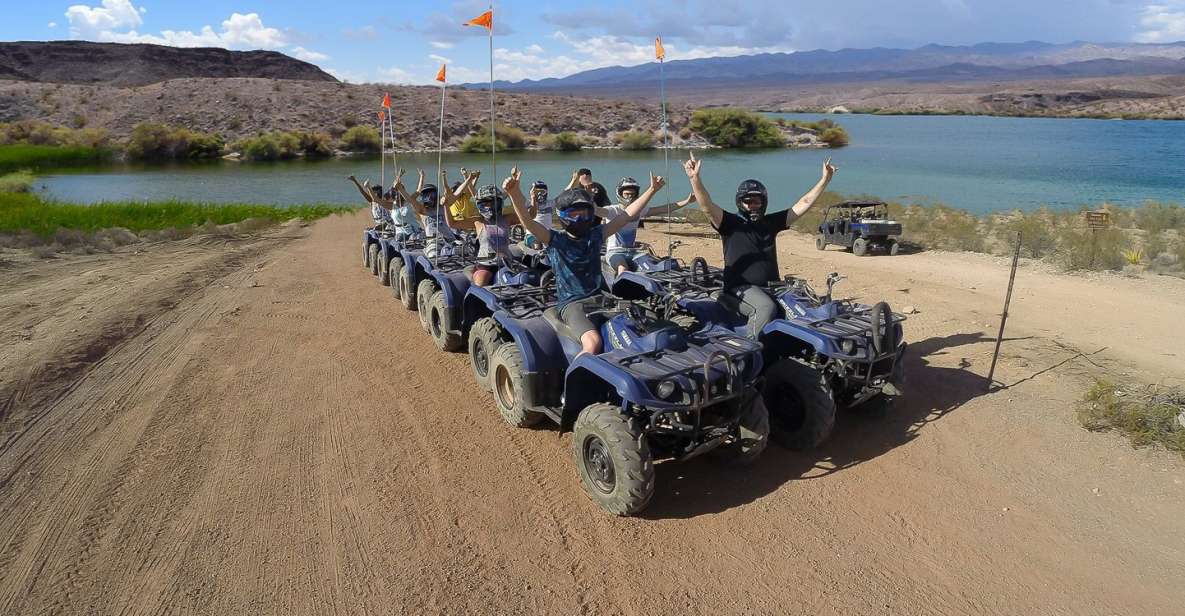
[840, 338, 856, 355]
[734, 356, 747, 377]
[655, 380, 678, 400]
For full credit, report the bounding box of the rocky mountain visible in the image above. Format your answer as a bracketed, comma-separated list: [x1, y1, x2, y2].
[0, 41, 337, 87]
[477, 41, 1185, 93]
[468, 40, 1185, 118]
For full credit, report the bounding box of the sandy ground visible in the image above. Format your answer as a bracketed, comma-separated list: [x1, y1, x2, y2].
[1, 212, 1183, 615]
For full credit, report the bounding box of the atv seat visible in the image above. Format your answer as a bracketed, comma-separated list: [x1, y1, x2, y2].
[543, 306, 605, 344]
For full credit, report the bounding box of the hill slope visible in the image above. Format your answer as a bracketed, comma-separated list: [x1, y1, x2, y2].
[472, 41, 1185, 118]
[0, 41, 337, 87]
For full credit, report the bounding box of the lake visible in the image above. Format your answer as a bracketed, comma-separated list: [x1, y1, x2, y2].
[36, 113, 1185, 214]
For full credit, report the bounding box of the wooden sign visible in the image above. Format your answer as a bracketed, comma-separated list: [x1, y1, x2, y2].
[1084, 210, 1111, 229]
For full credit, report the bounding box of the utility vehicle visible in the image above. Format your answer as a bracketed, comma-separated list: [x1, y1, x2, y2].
[816, 200, 903, 256]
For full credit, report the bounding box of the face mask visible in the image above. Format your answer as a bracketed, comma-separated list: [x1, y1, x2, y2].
[478, 202, 496, 222]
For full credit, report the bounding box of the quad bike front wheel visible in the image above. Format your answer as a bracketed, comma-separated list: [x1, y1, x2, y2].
[363, 241, 370, 269]
[428, 290, 463, 352]
[489, 344, 544, 428]
[709, 394, 771, 466]
[469, 317, 506, 391]
[573, 403, 655, 516]
[815, 235, 827, 251]
[852, 238, 869, 257]
[763, 358, 836, 450]
[888, 239, 900, 256]
[416, 279, 436, 332]
[378, 253, 391, 286]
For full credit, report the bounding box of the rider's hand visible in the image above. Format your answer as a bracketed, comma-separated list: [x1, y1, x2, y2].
[649, 172, 666, 192]
[683, 151, 702, 180]
[823, 156, 838, 181]
[502, 166, 521, 193]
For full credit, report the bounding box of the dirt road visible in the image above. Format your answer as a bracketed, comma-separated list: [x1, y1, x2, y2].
[1, 212, 1182, 615]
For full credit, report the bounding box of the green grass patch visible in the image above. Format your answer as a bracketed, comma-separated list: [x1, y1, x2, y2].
[0, 170, 36, 193]
[615, 130, 656, 150]
[0, 192, 350, 238]
[0, 144, 105, 171]
[1078, 380, 1185, 455]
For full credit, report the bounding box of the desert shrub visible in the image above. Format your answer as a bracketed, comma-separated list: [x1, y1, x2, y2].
[818, 127, 850, 147]
[460, 122, 527, 153]
[617, 130, 656, 150]
[126, 122, 224, 160]
[339, 126, 381, 153]
[1057, 225, 1130, 271]
[678, 126, 692, 140]
[689, 108, 784, 148]
[70, 113, 87, 129]
[1132, 202, 1185, 235]
[539, 132, 582, 151]
[995, 207, 1058, 258]
[1078, 380, 1185, 455]
[297, 131, 334, 157]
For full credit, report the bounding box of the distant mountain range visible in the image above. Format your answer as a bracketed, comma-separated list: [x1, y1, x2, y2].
[0, 41, 338, 87]
[469, 41, 1185, 95]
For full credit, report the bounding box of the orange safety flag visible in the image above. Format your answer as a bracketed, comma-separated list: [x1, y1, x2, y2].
[382, 92, 391, 109]
[655, 37, 665, 61]
[465, 9, 493, 30]
[378, 110, 386, 122]
[435, 63, 447, 83]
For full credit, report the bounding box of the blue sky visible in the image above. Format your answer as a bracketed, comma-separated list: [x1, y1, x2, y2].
[4, 0, 1185, 84]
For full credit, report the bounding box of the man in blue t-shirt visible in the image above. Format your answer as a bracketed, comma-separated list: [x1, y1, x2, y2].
[505, 166, 666, 356]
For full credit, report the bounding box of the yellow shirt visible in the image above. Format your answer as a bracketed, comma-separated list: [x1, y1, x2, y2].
[450, 195, 479, 220]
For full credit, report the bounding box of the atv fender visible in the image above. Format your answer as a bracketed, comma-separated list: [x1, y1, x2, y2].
[758, 320, 833, 360]
[559, 355, 652, 433]
[493, 312, 566, 409]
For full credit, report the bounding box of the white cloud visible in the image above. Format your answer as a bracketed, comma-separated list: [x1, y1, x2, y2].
[430, 40, 455, 49]
[62, 2, 326, 64]
[377, 66, 414, 84]
[48, 22, 58, 28]
[291, 46, 329, 62]
[1136, 2, 1185, 43]
[65, 0, 143, 37]
[429, 53, 452, 64]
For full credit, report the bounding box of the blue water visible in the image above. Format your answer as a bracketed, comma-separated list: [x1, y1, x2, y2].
[36, 114, 1185, 214]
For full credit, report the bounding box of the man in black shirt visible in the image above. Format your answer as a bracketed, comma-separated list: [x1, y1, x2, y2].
[683, 151, 838, 337]
[566, 167, 612, 208]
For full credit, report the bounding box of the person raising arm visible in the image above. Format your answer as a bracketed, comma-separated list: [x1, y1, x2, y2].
[506, 167, 666, 356]
[684, 151, 838, 337]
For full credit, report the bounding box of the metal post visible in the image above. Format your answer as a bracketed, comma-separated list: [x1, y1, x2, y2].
[986, 231, 1021, 391]
[659, 54, 672, 257]
[487, 3, 496, 185]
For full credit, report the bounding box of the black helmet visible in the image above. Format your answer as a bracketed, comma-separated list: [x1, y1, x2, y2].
[418, 183, 439, 208]
[475, 184, 504, 221]
[735, 179, 768, 221]
[555, 188, 596, 237]
[616, 177, 641, 201]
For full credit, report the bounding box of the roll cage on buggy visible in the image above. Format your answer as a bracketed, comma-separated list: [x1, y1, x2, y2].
[816, 200, 903, 256]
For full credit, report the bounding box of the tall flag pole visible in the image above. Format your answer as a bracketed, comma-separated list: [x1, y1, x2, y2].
[466, 6, 495, 183]
[435, 63, 447, 267]
[381, 92, 393, 189]
[378, 109, 387, 190]
[656, 36, 673, 255]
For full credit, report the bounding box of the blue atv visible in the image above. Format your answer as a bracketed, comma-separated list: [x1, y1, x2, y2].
[378, 233, 424, 291]
[816, 200, 903, 256]
[614, 259, 907, 450]
[476, 285, 769, 516]
[362, 224, 392, 276]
